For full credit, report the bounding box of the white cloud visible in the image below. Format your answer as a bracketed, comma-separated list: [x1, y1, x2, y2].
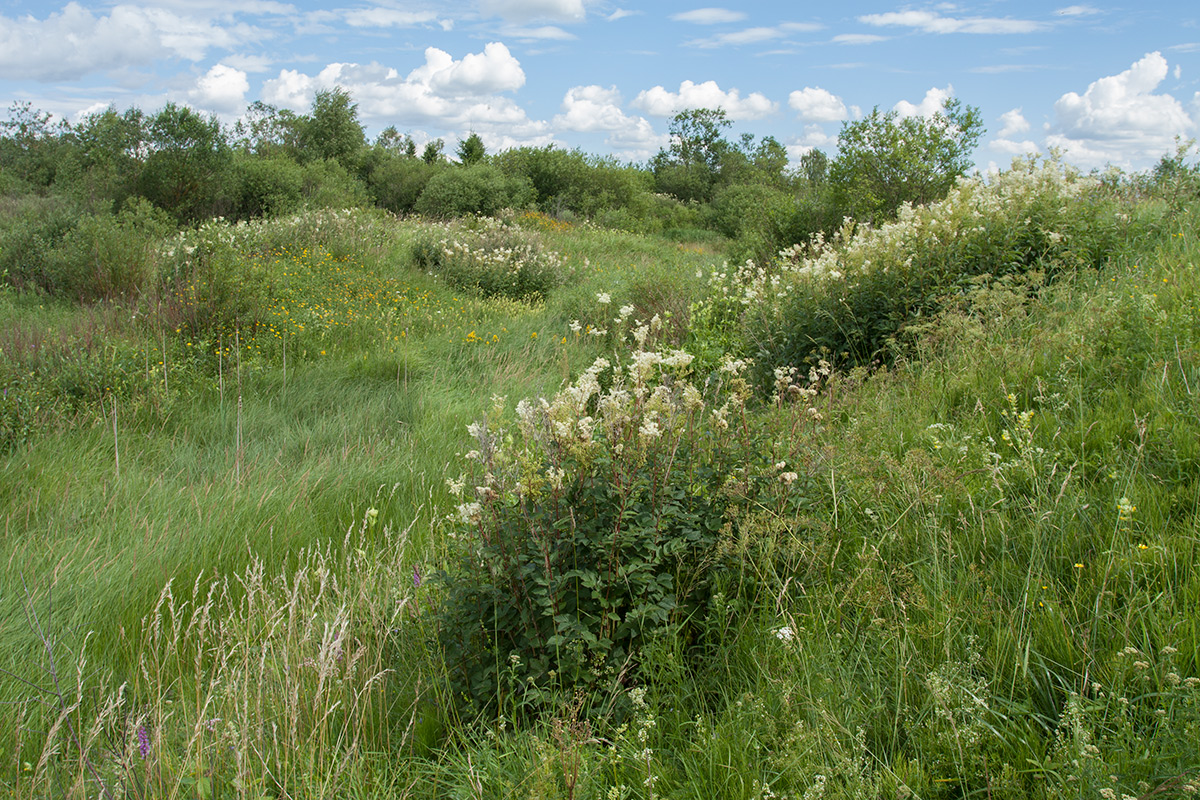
[0, 2, 261, 81]
[344, 9, 439, 28]
[894, 85, 953, 117]
[188, 63, 249, 114]
[859, 10, 1046, 35]
[501, 25, 577, 40]
[670, 8, 747, 24]
[632, 79, 778, 120]
[552, 84, 668, 159]
[607, 9, 639, 21]
[686, 21, 822, 48]
[554, 85, 627, 131]
[789, 87, 848, 122]
[259, 43, 549, 144]
[786, 124, 837, 159]
[991, 108, 1038, 155]
[478, 0, 585, 23]
[1045, 51, 1195, 169]
[1055, 5, 1100, 16]
[997, 108, 1030, 138]
[222, 54, 274, 73]
[832, 33, 887, 45]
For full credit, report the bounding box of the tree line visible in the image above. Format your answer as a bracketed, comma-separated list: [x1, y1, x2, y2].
[1, 86, 984, 292]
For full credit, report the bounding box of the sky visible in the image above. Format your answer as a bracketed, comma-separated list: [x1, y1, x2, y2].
[1, 0, 1198, 172]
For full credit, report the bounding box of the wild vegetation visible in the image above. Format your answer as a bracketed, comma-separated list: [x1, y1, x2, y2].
[2, 92, 1199, 799]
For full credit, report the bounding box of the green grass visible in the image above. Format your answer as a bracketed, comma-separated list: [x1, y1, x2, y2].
[3, 189, 1200, 799]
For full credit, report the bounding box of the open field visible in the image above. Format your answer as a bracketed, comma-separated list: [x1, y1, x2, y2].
[2, 160, 1199, 799]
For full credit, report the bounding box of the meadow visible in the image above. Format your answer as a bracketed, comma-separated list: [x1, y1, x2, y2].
[1, 155, 1198, 800]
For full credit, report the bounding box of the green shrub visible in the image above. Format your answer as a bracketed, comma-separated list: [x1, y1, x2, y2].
[230, 154, 305, 220]
[410, 218, 566, 302]
[0, 195, 81, 293]
[736, 157, 1157, 381]
[50, 198, 173, 302]
[368, 155, 437, 214]
[435, 347, 776, 715]
[414, 164, 534, 218]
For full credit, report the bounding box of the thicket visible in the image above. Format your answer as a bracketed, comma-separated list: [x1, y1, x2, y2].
[2, 92, 988, 299]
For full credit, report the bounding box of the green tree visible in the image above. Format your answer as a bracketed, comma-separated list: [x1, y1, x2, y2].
[456, 132, 486, 166]
[650, 108, 732, 202]
[829, 98, 984, 223]
[64, 106, 147, 208]
[0, 102, 71, 188]
[301, 88, 365, 169]
[232, 101, 304, 159]
[422, 139, 444, 164]
[137, 103, 232, 223]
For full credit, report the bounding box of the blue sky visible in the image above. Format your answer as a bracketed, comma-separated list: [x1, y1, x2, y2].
[2, 0, 1198, 171]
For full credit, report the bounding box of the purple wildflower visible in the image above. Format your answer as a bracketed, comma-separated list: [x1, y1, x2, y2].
[137, 725, 150, 759]
[413, 565, 422, 588]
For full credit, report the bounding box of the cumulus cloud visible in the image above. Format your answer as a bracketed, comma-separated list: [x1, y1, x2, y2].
[990, 108, 1038, 155]
[789, 87, 848, 123]
[997, 108, 1030, 138]
[0, 2, 262, 81]
[893, 85, 953, 117]
[478, 0, 585, 23]
[670, 8, 747, 24]
[859, 9, 1046, 35]
[554, 85, 628, 131]
[260, 43, 549, 143]
[633, 79, 778, 120]
[188, 63, 250, 113]
[552, 84, 666, 158]
[786, 124, 837, 159]
[1045, 51, 1195, 169]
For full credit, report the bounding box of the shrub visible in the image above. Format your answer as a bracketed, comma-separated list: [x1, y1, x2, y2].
[414, 163, 534, 218]
[230, 154, 305, 220]
[435, 344, 768, 715]
[410, 218, 566, 302]
[727, 156, 1156, 381]
[368, 155, 437, 214]
[50, 198, 173, 302]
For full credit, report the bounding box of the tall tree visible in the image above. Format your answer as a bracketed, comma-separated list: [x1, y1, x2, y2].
[456, 132, 486, 166]
[138, 103, 232, 222]
[650, 107, 733, 202]
[830, 98, 984, 223]
[302, 88, 365, 169]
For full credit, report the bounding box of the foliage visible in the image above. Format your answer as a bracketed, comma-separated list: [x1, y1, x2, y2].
[368, 153, 438, 214]
[830, 98, 984, 223]
[229, 153, 305, 220]
[456, 132, 486, 166]
[436, 342, 771, 715]
[742, 156, 1151, 377]
[301, 88, 366, 170]
[137, 103, 233, 223]
[410, 216, 566, 301]
[413, 163, 534, 218]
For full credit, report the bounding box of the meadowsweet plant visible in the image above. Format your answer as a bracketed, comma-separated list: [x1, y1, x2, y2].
[434, 333, 791, 715]
[693, 155, 1158, 381]
[410, 216, 568, 302]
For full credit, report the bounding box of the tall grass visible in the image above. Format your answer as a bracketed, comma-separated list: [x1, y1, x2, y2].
[3, 180, 1199, 798]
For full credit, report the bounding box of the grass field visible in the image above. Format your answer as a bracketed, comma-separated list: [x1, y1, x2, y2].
[2, 167, 1199, 799]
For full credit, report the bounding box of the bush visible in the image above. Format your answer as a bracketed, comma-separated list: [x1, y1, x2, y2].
[51, 198, 173, 301]
[733, 157, 1156, 380]
[368, 155, 437, 214]
[414, 163, 534, 218]
[0, 194, 80, 293]
[410, 217, 566, 302]
[435, 345, 781, 715]
[230, 154, 305, 220]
